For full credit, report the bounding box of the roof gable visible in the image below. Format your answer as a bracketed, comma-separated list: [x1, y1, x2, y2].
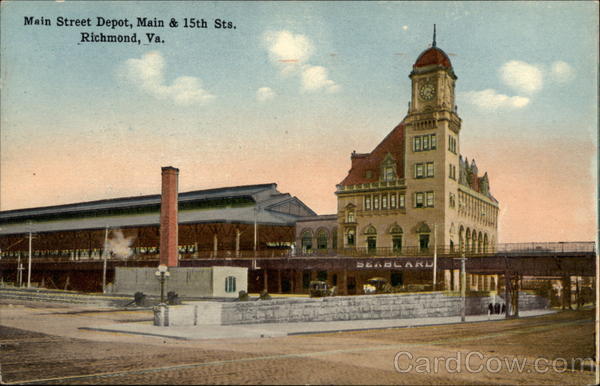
[339, 123, 405, 186]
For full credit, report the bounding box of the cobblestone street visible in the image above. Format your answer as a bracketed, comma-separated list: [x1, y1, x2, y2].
[0, 300, 595, 384]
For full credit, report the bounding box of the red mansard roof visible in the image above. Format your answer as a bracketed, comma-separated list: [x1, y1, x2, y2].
[413, 46, 452, 69]
[339, 123, 405, 186]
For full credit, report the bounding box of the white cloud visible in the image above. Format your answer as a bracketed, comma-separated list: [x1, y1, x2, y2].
[499, 60, 543, 94]
[256, 87, 275, 102]
[549, 61, 575, 83]
[301, 65, 340, 93]
[122, 51, 215, 106]
[461, 89, 530, 110]
[264, 30, 313, 75]
[264, 30, 340, 93]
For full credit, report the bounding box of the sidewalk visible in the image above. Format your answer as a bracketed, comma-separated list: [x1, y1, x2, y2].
[82, 309, 556, 340]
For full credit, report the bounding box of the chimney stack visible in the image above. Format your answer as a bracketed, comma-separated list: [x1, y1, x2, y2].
[160, 166, 179, 267]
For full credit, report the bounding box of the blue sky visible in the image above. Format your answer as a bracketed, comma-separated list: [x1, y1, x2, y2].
[1, 1, 598, 242]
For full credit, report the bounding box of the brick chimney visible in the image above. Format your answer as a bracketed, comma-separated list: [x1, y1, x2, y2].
[160, 166, 179, 267]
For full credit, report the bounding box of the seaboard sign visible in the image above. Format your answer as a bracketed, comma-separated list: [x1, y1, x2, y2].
[355, 259, 433, 269]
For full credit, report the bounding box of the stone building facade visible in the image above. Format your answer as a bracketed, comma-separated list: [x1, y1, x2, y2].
[335, 35, 499, 256]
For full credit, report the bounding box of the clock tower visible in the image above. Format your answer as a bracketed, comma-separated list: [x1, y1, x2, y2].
[402, 25, 462, 248]
[408, 26, 459, 116]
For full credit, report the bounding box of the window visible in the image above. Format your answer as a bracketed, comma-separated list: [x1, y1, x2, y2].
[419, 234, 430, 251]
[365, 196, 371, 210]
[414, 192, 434, 208]
[384, 167, 395, 181]
[426, 162, 434, 177]
[415, 163, 424, 178]
[449, 193, 456, 208]
[414, 136, 422, 152]
[392, 236, 402, 252]
[317, 230, 328, 250]
[225, 276, 236, 293]
[414, 134, 437, 152]
[426, 192, 435, 207]
[301, 231, 313, 252]
[373, 196, 379, 210]
[367, 236, 377, 252]
[390, 194, 397, 208]
[382, 195, 388, 209]
[347, 211, 355, 223]
[346, 229, 355, 246]
[448, 135, 457, 154]
[415, 192, 424, 208]
[415, 162, 434, 178]
[399, 194, 405, 208]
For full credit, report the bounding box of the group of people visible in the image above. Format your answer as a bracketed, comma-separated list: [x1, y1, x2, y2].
[488, 302, 506, 316]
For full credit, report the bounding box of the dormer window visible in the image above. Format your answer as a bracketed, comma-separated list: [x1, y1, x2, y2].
[380, 153, 397, 182]
[384, 167, 394, 181]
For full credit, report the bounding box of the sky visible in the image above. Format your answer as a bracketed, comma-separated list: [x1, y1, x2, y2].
[0, 1, 597, 243]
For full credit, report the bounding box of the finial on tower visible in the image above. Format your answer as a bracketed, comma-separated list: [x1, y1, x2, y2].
[432, 24, 437, 47]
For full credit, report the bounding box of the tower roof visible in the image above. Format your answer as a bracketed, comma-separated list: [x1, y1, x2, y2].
[413, 46, 452, 69]
[413, 25, 452, 69]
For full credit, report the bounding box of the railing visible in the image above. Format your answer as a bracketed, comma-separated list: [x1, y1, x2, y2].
[0, 242, 594, 264]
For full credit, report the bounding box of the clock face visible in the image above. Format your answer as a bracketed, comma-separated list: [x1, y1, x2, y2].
[419, 83, 436, 101]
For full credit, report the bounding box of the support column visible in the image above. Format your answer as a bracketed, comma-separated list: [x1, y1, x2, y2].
[452, 269, 460, 292]
[444, 270, 451, 291]
[277, 269, 282, 294]
[213, 234, 218, 257]
[342, 269, 348, 295]
[494, 275, 499, 291]
[263, 269, 269, 292]
[505, 271, 511, 319]
[235, 229, 240, 258]
[296, 270, 303, 294]
[159, 166, 179, 267]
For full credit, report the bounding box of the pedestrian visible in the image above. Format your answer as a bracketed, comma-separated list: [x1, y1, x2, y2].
[501, 303, 506, 314]
[488, 303, 493, 319]
[494, 303, 500, 314]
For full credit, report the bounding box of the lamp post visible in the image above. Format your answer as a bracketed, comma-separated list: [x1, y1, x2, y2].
[155, 264, 170, 304]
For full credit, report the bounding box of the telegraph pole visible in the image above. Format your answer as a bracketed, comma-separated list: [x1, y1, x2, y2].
[460, 253, 467, 322]
[102, 226, 109, 294]
[432, 224, 437, 290]
[27, 231, 32, 288]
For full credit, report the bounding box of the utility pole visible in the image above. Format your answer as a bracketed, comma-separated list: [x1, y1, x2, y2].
[27, 231, 32, 288]
[432, 224, 437, 290]
[253, 205, 258, 254]
[460, 253, 467, 322]
[102, 226, 109, 294]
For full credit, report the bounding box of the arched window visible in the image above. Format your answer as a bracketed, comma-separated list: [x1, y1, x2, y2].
[389, 223, 403, 253]
[301, 230, 313, 252]
[225, 276, 236, 293]
[317, 229, 328, 250]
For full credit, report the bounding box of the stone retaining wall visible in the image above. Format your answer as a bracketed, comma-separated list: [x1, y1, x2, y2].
[156, 291, 549, 327]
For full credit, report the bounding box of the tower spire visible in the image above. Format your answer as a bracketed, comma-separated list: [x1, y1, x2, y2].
[432, 24, 437, 47]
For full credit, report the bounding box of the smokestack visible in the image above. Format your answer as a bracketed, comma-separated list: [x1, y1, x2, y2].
[160, 166, 179, 267]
